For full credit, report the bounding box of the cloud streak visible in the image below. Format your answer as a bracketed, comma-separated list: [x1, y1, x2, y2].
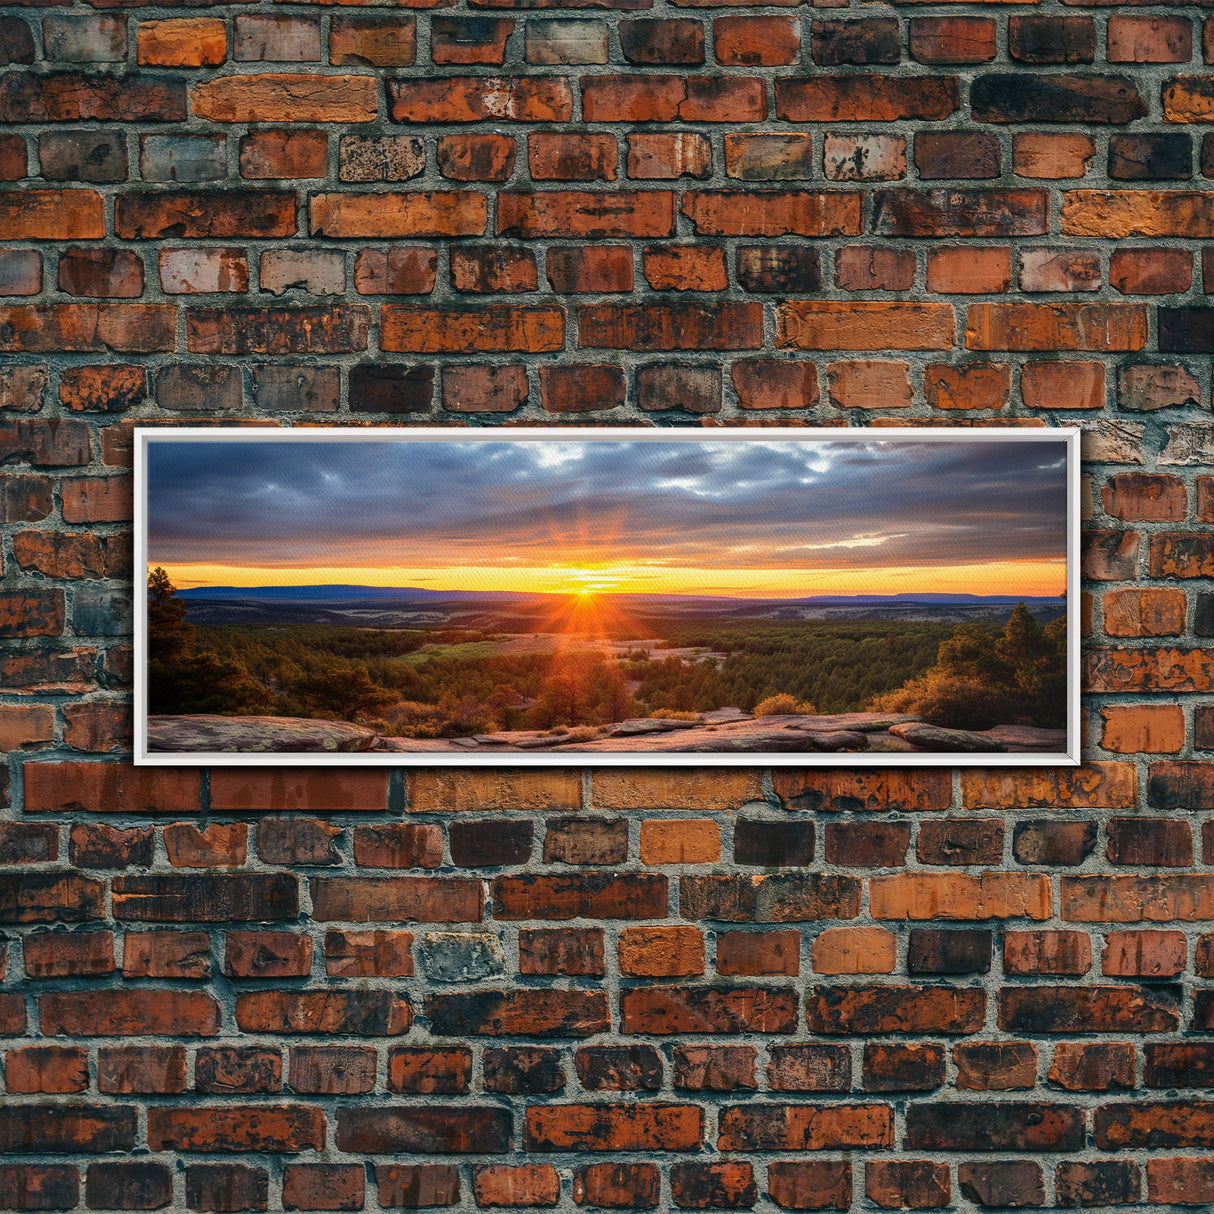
[146, 436, 1068, 590]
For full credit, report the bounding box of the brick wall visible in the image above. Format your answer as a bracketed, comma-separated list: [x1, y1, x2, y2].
[3, 0, 1214, 1209]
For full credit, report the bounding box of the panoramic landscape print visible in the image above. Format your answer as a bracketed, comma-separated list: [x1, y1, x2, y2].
[138, 429, 1074, 763]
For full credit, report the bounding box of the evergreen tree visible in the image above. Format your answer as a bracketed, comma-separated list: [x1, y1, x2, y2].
[147, 567, 194, 663]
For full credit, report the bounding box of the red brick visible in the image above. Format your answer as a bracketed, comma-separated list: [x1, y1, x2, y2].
[925, 363, 1010, 410]
[539, 364, 624, 413]
[768, 1044, 850, 1093]
[909, 17, 995, 64]
[226, 931, 313, 979]
[353, 246, 436, 296]
[643, 245, 727, 292]
[627, 132, 710, 180]
[916, 131, 1000, 180]
[437, 133, 516, 182]
[390, 76, 571, 123]
[381, 304, 563, 353]
[24, 929, 115, 977]
[806, 986, 985, 1035]
[1147, 1158, 1214, 1205]
[573, 1163, 659, 1209]
[636, 364, 721, 414]
[427, 989, 607, 1038]
[583, 74, 764, 123]
[97, 1046, 186, 1095]
[827, 360, 912, 410]
[732, 361, 818, 410]
[58, 248, 143, 299]
[337, 1107, 508, 1155]
[579, 302, 761, 351]
[1062, 189, 1214, 238]
[923, 247, 1008, 296]
[1021, 360, 1105, 410]
[1103, 472, 1187, 521]
[138, 18, 227, 66]
[546, 246, 633, 293]
[163, 821, 247, 868]
[781, 301, 953, 351]
[375, 1164, 459, 1209]
[865, 1161, 950, 1210]
[185, 1165, 268, 1213]
[527, 1104, 702, 1152]
[0, 821, 57, 864]
[40, 989, 220, 1037]
[61, 475, 131, 523]
[25, 763, 199, 814]
[1110, 247, 1192, 295]
[325, 929, 414, 978]
[670, 1162, 756, 1210]
[1101, 704, 1186, 754]
[196, 1046, 282, 1095]
[500, 190, 673, 238]
[117, 191, 295, 239]
[620, 19, 703, 66]
[776, 76, 956, 122]
[719, 1104, 892, 1152]
[714, 16, 799, 65]
[331, 15, 415, 66]
[388, 1046, 470, 1094]
[717, 930, 800, 977]
[474, 1165, 559, 1209]
[451, 246, 537, 293]
[683, 191, 859, 237]
[518, 928, 605, 977]
[1109, 15, 1192, 62]
[236, 990, 410, 1036]
[432, 16, 510, 64]
[124, 930, 211, 979]
[1, 189, 102, 241]
[835, 247, 915, 292]
[528, 132, 616, 181]
[1102, 929, 1186, 977]
[953, 1042, 1038, 1091]
[442, 364, 528, 413]
[776, 769, 950, 814]
[1102, 588, 1187, 637]
[767, 1162, 851, 1211]
[0, 305, 174, 354]
[618, 926, 704, 978]
[209, 770, 387, 812]
[69, 825, 151, 874]
[149, 1105, 324, 1153]
[5, 1045, 88, 1094]
[240, 129, 327, 179]
[282, 1164, 363, 1212]
[0, 249, 39, 294]
[1019, 247, 1101, 293]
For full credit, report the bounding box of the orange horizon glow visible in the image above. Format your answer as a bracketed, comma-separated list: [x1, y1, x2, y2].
[152, 557, 1067, 600]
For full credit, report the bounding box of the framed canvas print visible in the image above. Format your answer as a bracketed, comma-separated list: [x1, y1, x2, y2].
[134, 426, 1080, 766]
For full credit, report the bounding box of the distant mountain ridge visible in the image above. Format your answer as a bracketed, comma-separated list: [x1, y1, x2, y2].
[177, 584, 1065, 606]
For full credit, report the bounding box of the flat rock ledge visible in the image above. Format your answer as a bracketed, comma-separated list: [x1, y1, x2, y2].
[150, 712, 1067, 756]
[148, 714, 379, 753]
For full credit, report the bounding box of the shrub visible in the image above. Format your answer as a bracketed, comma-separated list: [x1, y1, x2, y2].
[869, 672, 1019, 732]
[753, 694, 815, 717]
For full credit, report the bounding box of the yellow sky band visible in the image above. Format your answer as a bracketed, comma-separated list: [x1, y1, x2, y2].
[153, 559, 1066, 601]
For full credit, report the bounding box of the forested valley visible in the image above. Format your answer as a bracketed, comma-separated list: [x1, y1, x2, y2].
[147, 569, 1067, 738]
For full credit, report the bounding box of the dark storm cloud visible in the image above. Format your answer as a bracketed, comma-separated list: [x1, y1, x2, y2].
[146, 437, 1068, 573]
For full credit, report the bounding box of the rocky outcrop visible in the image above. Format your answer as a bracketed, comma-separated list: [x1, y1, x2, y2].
[147, 711, 1067, 756]
[890, 722, 1009, 752]
[147, 714, 379, 753]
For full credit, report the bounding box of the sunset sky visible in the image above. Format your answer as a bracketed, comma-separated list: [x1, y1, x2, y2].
[145, 436, 1069, 599]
